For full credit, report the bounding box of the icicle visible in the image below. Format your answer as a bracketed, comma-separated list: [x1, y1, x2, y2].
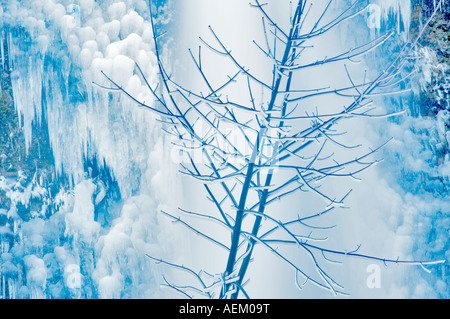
[7, 31, 12, 71]
[1, 31, 4, 72]
[2, 275, 5, 299]
[9, 280, 15, 299]
[0, 31, 3, 96]
[373, 0, 412, 36]
[0, 31, 3, 76]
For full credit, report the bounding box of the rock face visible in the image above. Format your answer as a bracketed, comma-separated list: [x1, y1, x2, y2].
[409, 0, 450, 189]
[411, 0, 450, 117]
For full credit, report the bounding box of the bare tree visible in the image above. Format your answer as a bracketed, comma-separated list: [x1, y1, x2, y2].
[100, 0, 445, 299]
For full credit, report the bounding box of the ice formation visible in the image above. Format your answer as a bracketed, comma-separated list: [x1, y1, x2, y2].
[2, 0, 161, 196]
[0, 0, 176, 299]
[375, 0, 412, 33]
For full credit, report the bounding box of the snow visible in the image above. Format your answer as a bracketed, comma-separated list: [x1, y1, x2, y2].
[97, 270, 123, 299]
[111, 54, 135, 85]
[79, 0, 95, 17]
[95, 32, 110, 51]
[120, 11, 144, 38]
[91, 192, 162, 298]
[108, 2, 127, 21]
[109, 20, 122, 41]
[78, 48, 93, 69]
[24, 255, 47, 298]
[64, 180, 100, 245]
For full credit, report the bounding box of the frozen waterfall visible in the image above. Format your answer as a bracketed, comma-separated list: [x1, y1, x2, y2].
[0, 0, 180, 299]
